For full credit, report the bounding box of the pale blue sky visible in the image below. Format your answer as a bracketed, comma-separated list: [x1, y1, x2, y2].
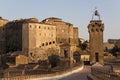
[0, 0, 120, 42]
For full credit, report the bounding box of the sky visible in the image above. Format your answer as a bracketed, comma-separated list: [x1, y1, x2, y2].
[0, 0, 120, 42]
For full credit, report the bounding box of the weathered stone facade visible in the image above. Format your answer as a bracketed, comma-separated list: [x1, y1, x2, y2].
[0, 17, 8, 53]
[0, 17, 79, 64]
[5, 18, 38, 53]
[22, 17, 79, 63]
[73, 27, 79, 46]
[22, 22, 56, 63]
[42, 17, 79, 45]
[16, 54, 28, 65]
[88, 20, 104, 65]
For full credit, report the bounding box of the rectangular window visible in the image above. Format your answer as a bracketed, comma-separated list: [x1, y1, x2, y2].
[30, 25, 32, 28]
[39, 26, 41, 29]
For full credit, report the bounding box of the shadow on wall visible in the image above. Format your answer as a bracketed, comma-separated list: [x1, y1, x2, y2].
[48, 54, 60, 68]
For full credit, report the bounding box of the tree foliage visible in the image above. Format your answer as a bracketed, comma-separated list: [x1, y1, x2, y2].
[79, 41, 88, 51]
[110, 45, 120, 57]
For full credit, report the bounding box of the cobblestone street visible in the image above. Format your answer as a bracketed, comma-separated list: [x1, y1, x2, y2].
[59, 66, 91, 80]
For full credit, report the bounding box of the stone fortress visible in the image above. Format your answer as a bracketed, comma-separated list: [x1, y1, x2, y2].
[0, 17, 79, 66]
[0, 9, 120, 80]
[0, 17, 8, 54]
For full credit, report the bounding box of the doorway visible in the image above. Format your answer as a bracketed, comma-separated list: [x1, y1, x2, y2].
[73, 52, 80, 63]
[95, 52, 99, 62]
[64, 50, 68, 58]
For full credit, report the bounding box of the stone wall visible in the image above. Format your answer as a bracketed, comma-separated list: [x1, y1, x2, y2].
[88, 20, 104, 65]
[4, 18, 38, 53]
[22, 22, 56, 62]
[42, 17, 79, 45]
[89, 66, 120, 80]
[5, 21, 22, 52]
[73, 27, 79, 46]
[0, 17, 8, 53]
[22, 17, 79, 63]
[0, 17, 79, 64]
[0, 64, 83, 80]
[16, 55, 28, 65]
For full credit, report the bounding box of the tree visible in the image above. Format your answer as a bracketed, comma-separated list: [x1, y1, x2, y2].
[110, 45, 120, 57]
[79, 41, 88, 51]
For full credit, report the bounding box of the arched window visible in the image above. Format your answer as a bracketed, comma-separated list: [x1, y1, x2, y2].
[39, 26, 41, 29]
[100, 28, 103, 32]
[49, 42, 52, 45]
[42, 43, 44, 46]
[91, 29, 94, 32]
[96, 29, 99, 32]
[53, 41, 55, 44]
[98, 24, 101, 27]
[46, 42, 48, 46]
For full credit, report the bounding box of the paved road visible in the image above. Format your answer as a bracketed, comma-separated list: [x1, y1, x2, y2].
[59, 66, 91, 80]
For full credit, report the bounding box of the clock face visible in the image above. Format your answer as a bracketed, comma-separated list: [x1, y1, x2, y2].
[62, 29, 64, 32]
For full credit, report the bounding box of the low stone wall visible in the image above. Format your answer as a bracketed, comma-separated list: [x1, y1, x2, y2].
[87, 74, 101, 80]
[0, 64, 84, 80]
[88, 66, 120, 80]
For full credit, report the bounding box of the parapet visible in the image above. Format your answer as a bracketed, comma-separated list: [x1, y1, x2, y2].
[8, 18, 39, 23]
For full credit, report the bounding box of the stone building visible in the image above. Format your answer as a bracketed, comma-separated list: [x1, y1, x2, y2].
[88, 10, 104, 65]
[108, 39, 120, 48]
[0, 17, 8, 53]
[42, 17, 79, 65]
[22, 21, 56, 63]
[42, 17, 79, 46]
[22, 17, 79, 64]
[104, 42, 114, 51]
[5, 18, 38, 53]
[0, 17, 79, 65]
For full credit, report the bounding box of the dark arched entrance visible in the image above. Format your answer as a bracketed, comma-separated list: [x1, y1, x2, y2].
[48, 55, 60, 68]
[73, 52, 80, 63]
